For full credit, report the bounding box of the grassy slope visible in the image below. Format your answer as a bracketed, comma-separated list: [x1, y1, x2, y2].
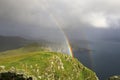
[0, 46, 98, 80]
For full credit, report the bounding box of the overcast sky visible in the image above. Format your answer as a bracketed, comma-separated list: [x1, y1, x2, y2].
[0, 0, 120, 41]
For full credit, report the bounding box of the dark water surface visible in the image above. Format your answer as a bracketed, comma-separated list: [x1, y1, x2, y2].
[73, 41, 120, 80]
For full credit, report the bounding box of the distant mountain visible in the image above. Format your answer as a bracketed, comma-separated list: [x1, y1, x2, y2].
[0, 35, 71, 54]
[0, 35, 28, 52]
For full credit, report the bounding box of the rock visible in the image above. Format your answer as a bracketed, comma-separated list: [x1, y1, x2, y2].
[108, 75, 120, 80]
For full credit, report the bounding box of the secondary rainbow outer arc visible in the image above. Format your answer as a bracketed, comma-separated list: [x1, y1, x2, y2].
[87, 43, 94, 69]
[81, 31, 95, 69]
[40, 0, 73, 57]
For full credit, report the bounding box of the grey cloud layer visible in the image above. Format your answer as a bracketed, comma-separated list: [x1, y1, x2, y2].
[0, 0, 120, 40]
[1, 0, 120, 28]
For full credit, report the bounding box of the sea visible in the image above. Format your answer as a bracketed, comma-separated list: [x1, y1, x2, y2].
[73, 41, 120, 80]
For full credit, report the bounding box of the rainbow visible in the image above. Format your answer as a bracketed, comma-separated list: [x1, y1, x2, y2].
[50, 14, 73, 57]
[40, 0, 74, 57]
[39, 0, 95, 69]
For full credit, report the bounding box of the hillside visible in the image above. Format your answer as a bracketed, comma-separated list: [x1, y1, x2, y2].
[0, 35, 27, 52]
[0, 46, 98, 80]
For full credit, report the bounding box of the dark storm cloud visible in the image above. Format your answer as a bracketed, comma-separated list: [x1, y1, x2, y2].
[0, 0, 120, 41]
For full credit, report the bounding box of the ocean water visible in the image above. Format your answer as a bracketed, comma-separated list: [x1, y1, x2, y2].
[74, 41, 120, 80]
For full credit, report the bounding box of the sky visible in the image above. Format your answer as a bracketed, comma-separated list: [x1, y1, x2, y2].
[0, 0, 120, 41]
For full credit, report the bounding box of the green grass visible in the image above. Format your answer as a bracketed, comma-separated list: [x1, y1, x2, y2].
[0, 46, 98, 80]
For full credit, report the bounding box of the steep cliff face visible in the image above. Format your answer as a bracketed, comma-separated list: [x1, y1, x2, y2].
[0, 47, 98, 80]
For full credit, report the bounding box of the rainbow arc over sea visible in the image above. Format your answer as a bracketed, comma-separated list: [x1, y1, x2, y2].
[39, 0, 95, 69]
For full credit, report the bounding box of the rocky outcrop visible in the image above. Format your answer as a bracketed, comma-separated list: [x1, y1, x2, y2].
[108, 75, 120, 80]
